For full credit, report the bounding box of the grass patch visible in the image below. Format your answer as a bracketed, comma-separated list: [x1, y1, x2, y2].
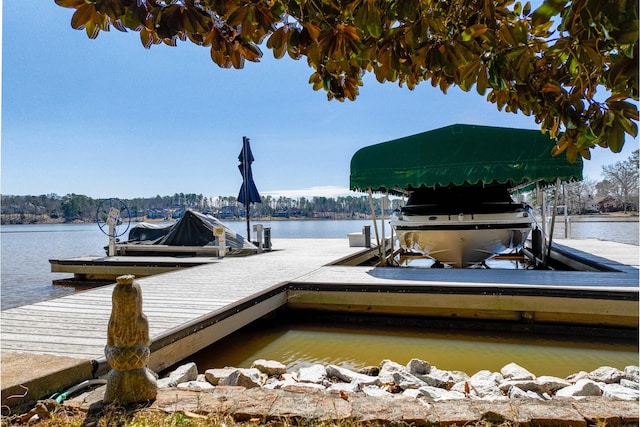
[2, 404, 523, 427]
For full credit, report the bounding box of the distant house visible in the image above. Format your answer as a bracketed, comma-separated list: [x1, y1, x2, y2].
[596, 196, 622, 212]
[216, 206, 236, 219]
[145, 209, 166, 219]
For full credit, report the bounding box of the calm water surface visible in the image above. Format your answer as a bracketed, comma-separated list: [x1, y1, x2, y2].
[187, 322, 637, 378]
[0, 220, 374, 309]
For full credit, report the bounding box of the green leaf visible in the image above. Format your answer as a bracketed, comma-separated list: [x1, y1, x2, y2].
[55, 0, 85, 7]
[607, 122, 625, 153]
[611, 19, 639, 45]
[616, 113, 639, 138]
[366, 5, 382, 38]
[476, 65, 489, 95]
[461, 24, 488, 42]
[531, 0, 569, 25]
[71, 4, 93, 30]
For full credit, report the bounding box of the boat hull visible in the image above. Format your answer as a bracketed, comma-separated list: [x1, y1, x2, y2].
[392, 212, 533, 268]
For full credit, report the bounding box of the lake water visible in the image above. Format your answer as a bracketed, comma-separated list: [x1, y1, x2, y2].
[1, 219, 374, 310]
[2, 218, 638, 377]
[1, 218, 638, 310]
[186, 319, 637, 378]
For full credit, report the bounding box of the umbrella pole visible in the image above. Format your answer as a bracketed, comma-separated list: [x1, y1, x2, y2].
[246, 208, 250, 241]
[243, 136, 251, 240]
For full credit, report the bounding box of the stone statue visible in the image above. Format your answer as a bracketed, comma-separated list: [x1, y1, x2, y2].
[104, 275, 157, 404]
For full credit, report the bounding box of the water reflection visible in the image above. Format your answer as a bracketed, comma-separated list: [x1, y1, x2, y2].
[186, 320, 638, 378]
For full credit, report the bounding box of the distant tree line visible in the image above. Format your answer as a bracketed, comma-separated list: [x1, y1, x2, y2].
[2, 151, 637, 224]
[0, 192, 400, 224]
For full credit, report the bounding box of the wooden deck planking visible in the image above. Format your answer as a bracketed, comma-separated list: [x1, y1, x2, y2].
[1, 239, 363, 360]
[552, 239, 639, 272]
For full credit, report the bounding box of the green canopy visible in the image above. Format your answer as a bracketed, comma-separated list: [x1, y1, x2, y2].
[350, 124, 583, 194]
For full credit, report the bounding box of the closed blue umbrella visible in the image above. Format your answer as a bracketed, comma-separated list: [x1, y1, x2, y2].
[238, 136, 261, 239]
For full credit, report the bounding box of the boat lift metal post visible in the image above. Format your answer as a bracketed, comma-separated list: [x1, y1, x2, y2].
[367, 188, 385, 266]
[544, 177, 561, 268]
[536, 181, 546, 265]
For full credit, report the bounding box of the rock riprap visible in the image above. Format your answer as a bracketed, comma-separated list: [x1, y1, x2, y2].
[158, 358, 639, 402]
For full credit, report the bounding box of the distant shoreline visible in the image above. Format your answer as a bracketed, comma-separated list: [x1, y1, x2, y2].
[1, 212, 636, 226]
[0, 214, 376, 226]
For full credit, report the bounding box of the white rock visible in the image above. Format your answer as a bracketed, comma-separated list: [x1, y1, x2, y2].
[327, 381, 361, 393]
[263, 380, 287, 390]
[157, 377, 177, 388]
[218, 368, 265, 388]
[298, 364, 327, 384]
[402, 388, 422, 399]
[565, 371, 589, 382]
[204, 367, 237, 385]
[449, 370, 471, 383]
[450, 381, 474, 396]
[588, 366, 624, 384]
[536, 376, 572, 393]
[624, 366, 640, 382]
[282, 382, 327, 392]
[252, 359, 287, 376]
[418, 385, 466, 401]
[263, 373, 299, 390]
[406, 359, 431, 376]
[362, 385, 391, 397]
[326, 365, 378, 385]
[419, 367, 458, 388]
[499, 376, 571, 394]
[603, 383, 640, 400]
[500, 362, 535, 381]
[454, 379, 507, 401]
[177, 380, 215, 391]
[378, 360, 405, 381]
[240, 368, 266, 387]
[470, 370, 504, 385]
[526, 390, 547, 400]
[555, 379, 602, 397]
[167, 362, 199, 384]
[621, 378, 639, 390]
[378, 359, 426, 389]
[507, 386, 543, 400]
[508, 385, 528, 399]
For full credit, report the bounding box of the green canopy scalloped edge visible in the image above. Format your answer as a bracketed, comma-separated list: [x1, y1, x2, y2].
[349, 124, 583, 195]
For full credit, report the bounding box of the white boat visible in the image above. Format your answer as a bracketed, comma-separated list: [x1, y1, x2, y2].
[391, 185, 533, 267]
[349, 124, 583, 268]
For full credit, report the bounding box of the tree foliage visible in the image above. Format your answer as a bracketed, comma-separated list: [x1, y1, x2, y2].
[55, 0, 638, 159]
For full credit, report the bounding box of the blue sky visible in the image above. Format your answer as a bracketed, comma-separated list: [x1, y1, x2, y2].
[2, 2, 638, 200]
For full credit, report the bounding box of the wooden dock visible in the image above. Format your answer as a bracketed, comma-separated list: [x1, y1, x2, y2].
[49, 255, 222, 281]
[2, 238, 638, 411]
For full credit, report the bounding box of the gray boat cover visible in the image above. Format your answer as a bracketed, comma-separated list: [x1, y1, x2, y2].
[126, 210, 257, 254]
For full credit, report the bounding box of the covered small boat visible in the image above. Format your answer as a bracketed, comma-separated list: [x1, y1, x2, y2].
[350, 124, 583, 268]
[113, 210, 258, 256]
